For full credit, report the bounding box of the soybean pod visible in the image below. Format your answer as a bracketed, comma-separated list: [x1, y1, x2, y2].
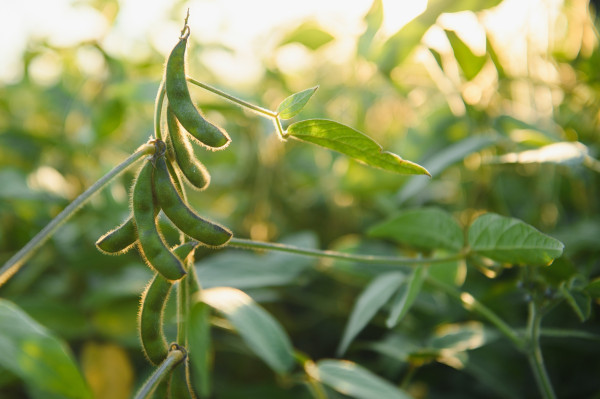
[165, 30, 230, 149]
[95, 216, 137, 254]
[132, 159, 186, 281]
[167, 107, 210, 190]
[139, 272, 172, 365]
[153, 156, 232, 247]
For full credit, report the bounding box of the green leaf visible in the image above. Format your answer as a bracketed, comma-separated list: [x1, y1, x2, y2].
[398, 135, 500, 203]
[276, 86, 318, 119]
[560, 284, 591, 322]
[428, 259, 466, 286]
[287, 119, 430, 176]
[386, 265, 428, 327]
[187, 301, 212, 398]
[0, 299, 93, 399]
[311, 359, 412, 399]
[468, 213, 564, 265]
[445, 30, 487, 80]
[200, 287, 295, 374]
[337, 272, 405, 356]
[280, 22, 334, 50]
[585, 278, 600, 298]
[357, 0, 384, 58]
[368, 207, 464, 251]
[427, 321, 498, 353]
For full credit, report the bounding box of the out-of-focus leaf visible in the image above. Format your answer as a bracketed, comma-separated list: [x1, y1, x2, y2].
[368, 207, 464, 252]
[337, 272, 405, 356]
[187, 301, 212, 398]
[468, 213, 564, 265]
[492, 115, 557, 145]
[490, 142, 588, 166]
[92, 97, 125, 138]
[585, 278, 600, 298]
[200, 287, 295, 374]
[196, 232, 316, 289]
[386, 265, 427, 327]
[428, 259, 466, 286]
[397, 135, 500, 203]
[81, 342, 134, 399]
[309, 359, 412, 399]
[0, 299, 93, 399]
[366, 333, 421, 362]
[287, 119, 430, 175]
[358, 0, 384, 58]
[428, 321, 498, 353]
[442, 0, 503, 13]
[560, 284, 591, 322]
[276, 86, 318, 119]
[280, 22, 334, 50]
[445, 30, 487, 80]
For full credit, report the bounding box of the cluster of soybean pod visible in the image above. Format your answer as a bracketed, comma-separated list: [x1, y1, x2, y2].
[95, 20, 230, 398]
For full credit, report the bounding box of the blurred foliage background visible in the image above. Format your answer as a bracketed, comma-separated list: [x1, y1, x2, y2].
[1, 0, 599, 398]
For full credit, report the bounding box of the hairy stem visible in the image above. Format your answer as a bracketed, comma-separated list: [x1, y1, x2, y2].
[228, 237, 463, 266]
[134, 346, 186, 399]
[526, 302, 557, 399]
[0, 144, 155, 287]
[186, 77, 278, 118]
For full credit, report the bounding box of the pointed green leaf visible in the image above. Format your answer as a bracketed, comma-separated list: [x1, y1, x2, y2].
[585, 278, 600, 298]
[276, 86, 318, 119]
[287, 119, 430, 176]
[357, 0, 384, 58]
[445, 30, 487, 80]
[280, 22, 334, 50]
[386, 265, 428, 327]
[312, 359, 412, 399]
[559, 285, 591, 322]
[468, 213, 564, 265]
[337, 272, 405, 356]
[0, 299, 93, 399]
[200, 287, 294, 374]
[368, 207, 464, 251]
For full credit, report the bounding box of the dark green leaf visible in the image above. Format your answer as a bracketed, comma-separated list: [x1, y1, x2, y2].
[337, 272, 405, 356]
[311, 359, 412, 399]
[276, 86, 318, 119]
[386, 265, 428, 327]
[280, 23, 334, 50]
[585, 278, 600, 298]
[560, 285, 591, 322]
[368, 207, 464, 251]
[0, 299, 93, 399]
[201, 287, 295, 374]
[468, 213, 564, 265]
[287, 119, 430, 175]
[445, 30, 487, 80]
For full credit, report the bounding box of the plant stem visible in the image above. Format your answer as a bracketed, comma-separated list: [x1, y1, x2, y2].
[228, 237, 463, 266]
[426, 277, 524, 348]
[134, 346, 186, 399]
[526, 302, 557, 399]
[186, 77, 278, 118]
[154, 80, 166, 140]
[0, 144, 155, 287]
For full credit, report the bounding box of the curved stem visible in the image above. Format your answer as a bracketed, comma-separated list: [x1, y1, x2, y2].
[154, 80, 166, 140]
[186, 77, 278, 118]
[426, 277, 524, 348]
[0, 144, 155, 287]
[228, 237, 463, 266]
[526, 302, 557, 399]
[134, 347, 186, 399]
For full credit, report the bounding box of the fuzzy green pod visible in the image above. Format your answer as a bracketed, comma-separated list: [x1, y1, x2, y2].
[165, 34, 230, 149]
[139, 272, 172, 365]
[95, 216, 137, 254]
[133, 159, 186, 281]
[153, 156, 232, 247]
[167, 107, 210, 190]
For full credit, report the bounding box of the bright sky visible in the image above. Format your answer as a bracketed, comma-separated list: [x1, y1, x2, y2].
[0, 0, 427, 84]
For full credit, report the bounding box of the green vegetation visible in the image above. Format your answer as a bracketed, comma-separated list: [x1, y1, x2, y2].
[0, 1, 599, 398]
